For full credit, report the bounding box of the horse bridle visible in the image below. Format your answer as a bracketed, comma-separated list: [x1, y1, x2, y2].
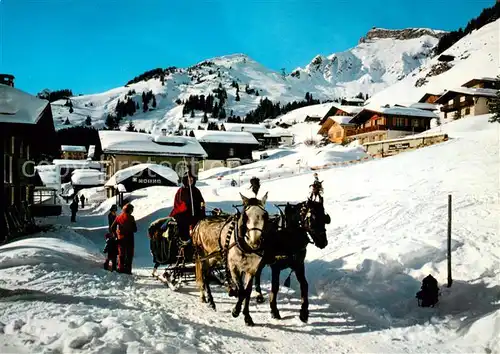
[233, 204, 268, 253]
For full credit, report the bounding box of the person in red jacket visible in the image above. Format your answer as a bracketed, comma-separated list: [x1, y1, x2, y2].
[169, 170, 205, 241]
[110, 203, 137, 274]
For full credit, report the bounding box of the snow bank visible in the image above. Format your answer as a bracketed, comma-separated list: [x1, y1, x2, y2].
[308, 145, 371, 167]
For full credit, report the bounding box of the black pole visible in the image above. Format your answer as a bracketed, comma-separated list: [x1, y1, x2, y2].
[447, 194, 453, 288]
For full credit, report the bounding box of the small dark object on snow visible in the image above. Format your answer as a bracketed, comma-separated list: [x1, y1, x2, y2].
[416, 274, 439, 307]
[249, 177, 260, 196]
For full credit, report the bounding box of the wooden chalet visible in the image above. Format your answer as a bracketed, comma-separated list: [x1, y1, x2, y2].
[318, 104, 363, 135]
[434, 86, 497, 120]
[193, 130, 259, 170]
[347, 106, 437, 144]
[461, 77, 500, 90]
[417, 92, 443, 104]
[0, 80, 59, 243]
[99, 130, 207, 184]
[61, 145, 87, 159]
[324, 116, 357, 144]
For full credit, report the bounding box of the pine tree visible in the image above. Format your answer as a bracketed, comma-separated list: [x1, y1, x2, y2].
[143, 101, 148, 113]
[69, 106, 74, 114]
[235, 91, 240, 101]
[305, 92, 310, 102]
[85, 116, 92, 126]
[189, 130, 195, 137]
[488, 83, 500, 123]
[64, 117, 71, 125]
[190, 110, 195, 118]
[152, 95, 157, 108]
[202, 112, 208, 123]
[126, 120, 136, 132]
[105, 114, 118, 130]
[136, 102, 140, 110]
[178, 123, 184, 131]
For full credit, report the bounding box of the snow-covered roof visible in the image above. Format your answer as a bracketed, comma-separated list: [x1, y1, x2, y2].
[71, 169, 105, 186]
[222, 123, 269, 134]
[35, 165, 60, 188]
[434, 87, 498, 104]
[61, 145, 87, 153]
[99, 131, 207, 158]
[105, 163, 179, 187]
[0, 84, 49, 124]
[461, 77, 500, 87]
[193, 130, 259, 145]
[333, 104, 364, 115]
[351, 105, 438, 124]
[329, 116, 355, 125]
[409, 102, 438, 111]
[52, 159, 102, 169]
[275, 103, 335, 125]
[344, 98, 365, 103]
[267, 127, 294, 137]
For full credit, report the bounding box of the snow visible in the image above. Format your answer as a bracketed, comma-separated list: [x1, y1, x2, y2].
[0, 84, 48, 124]
[35, 165, 61, 189]
[104, 163, 179, 188]
[272, 103, 335, 125]
[99, 130, 208, 157]
[368, 19, 500, 107]
[221, 122, 269, 134]
[52, 159, 102, 170]
[87, 145, 96, 159]
[408, 102, 438, 111]
[333, 104, 364, 115]
[61, 145, 87, 153]
[50, 27, 441, 132]
[330, 116, 354, 125]
[0, 113, 499, 353]
[193, 130, 260, 145]
[71, 169, 105, 186]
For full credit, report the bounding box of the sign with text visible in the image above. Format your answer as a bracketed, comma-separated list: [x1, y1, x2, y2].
[388, 142, 410, 151]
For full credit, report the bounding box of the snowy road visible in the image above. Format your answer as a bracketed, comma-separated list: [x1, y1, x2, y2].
[1, 115, 499, 353]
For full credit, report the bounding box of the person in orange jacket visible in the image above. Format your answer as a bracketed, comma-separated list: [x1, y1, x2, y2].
[110, 203, 137, 274]
[169, 170, 205, 241]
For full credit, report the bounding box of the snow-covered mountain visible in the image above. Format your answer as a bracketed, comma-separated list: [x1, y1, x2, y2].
[367, 19, 500, 107]
[51, 27, 444, 133]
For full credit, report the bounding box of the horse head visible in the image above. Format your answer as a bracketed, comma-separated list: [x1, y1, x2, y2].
[239, 192, 269, 250]
[299, 198, 330, 249]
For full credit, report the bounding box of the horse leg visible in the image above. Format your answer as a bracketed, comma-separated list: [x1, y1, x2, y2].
[231, 268, 244, 318]
[204, 268, 216, 311]
[195, 253, 207, 304]
[242, 272, 256, 326]
[294, 262, 309, 323]
[269, 266, 281, 319]
[254, 262, 265, 304]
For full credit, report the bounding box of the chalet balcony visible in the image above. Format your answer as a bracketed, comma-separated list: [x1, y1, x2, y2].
[346, 125, 387, 137]
[440, 98, 474, 113]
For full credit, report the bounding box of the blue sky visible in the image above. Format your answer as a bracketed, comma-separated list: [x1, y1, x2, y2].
[0, 0, 493, 95]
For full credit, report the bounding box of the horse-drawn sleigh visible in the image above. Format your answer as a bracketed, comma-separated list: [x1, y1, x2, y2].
[147, 179, 330, 325]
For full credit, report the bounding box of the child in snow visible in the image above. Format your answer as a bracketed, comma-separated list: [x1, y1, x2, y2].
[103, 204, 118, 271]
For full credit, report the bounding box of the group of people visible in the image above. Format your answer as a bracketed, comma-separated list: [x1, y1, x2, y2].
[102, 169, 322, 274]
[69, 194, 86, 222]
[103, 169, 205, 274]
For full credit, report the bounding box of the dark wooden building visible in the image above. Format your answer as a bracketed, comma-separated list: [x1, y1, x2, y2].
[193, 130, 259, 170]
[1, 81, 59, 243]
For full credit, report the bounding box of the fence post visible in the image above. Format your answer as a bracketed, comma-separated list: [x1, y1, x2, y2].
[447, 194, 453, 288]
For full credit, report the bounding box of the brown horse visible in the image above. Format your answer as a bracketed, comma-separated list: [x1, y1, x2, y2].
[192, 192, 270, 326]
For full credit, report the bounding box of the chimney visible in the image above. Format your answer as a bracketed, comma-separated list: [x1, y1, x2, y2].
[161, 128, 167, 136]
[0, 74, 15, 87]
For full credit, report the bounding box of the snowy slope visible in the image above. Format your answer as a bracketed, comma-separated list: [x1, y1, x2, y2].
[1, 114, 499, 353]
[368, 20, 500, 107]
[52, 27, 443, 133]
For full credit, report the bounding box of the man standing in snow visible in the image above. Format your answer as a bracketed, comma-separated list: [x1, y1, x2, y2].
[104, 204, 118, 271]
[70, 196, 78, 222]
[169, 169, 205, 242]
[110, 203, 137, 274]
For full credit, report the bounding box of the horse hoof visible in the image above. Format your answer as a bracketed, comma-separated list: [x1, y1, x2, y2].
[271, 310, 281, 320]
[232, 307, 241, 318]
[244, 316, 254, 326]
[256, 294, 264, 304]
[299, 309, 309, 323]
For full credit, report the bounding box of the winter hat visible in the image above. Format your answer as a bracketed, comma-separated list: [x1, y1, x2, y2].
[123, 203, 134, 213]
[110, 204, 118, 212]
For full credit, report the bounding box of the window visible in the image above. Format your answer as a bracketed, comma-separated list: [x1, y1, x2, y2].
[465, 107, 470, 115]
[11, 137, 15, 154]
[395, 117, 405, 127]
[460, 96, 466, 102]
[412, 119, 420, 127]
[228, 148, 234, 157]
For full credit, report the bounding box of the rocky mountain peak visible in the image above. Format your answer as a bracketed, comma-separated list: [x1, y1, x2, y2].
[359, 27, 446, 43]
